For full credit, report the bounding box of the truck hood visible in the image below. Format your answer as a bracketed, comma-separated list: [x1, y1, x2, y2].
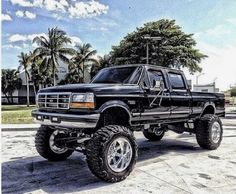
[38, 83, 141, 95]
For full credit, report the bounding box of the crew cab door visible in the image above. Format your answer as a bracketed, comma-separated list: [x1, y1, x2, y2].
[138, 68, 171, 123]
[167, 71, 191, 119]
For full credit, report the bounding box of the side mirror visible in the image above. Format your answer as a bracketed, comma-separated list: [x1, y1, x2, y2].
[153, 80, 164, 91]
[154, 80, 161, 90]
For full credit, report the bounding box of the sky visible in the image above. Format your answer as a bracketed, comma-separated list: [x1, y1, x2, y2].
[1, 0, 236, 91]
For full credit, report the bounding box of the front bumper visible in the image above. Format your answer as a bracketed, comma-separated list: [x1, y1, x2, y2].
[32, 110, 100, 129]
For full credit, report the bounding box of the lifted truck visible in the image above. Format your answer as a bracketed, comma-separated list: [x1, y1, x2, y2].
[32, 64, 225, 182]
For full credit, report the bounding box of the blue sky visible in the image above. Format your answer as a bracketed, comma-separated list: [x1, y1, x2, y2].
[2, 0, 236, 90]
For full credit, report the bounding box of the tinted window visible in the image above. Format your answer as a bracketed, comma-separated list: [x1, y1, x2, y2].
[147, 69, 164, 88]
[92, 67, 137, 84]
[168, 73, 186, 90]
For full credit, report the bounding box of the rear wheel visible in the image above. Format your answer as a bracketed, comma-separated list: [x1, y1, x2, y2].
[86, 125, 138, 182]
[35, 126, 74, 161]
[143, 127, 165, 141]
[195, 114, 223, 150]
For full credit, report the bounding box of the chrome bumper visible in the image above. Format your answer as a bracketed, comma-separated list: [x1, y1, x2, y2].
[32, 110, 100, 129]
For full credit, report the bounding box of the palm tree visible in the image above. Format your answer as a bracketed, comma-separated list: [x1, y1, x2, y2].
[2, 69, 22, 104]
[71, 43, 99, 83]
[90, 54, 111, 79]
[33, 27, 75, 86]
[18, 52, 32, 107]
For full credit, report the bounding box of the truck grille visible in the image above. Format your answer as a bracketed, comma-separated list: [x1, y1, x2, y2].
[37, 93, 71, 109]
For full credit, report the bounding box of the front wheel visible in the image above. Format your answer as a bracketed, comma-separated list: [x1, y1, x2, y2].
[195, 114, 223, 150]
[35, 126, 74, 161]
[85, 125, 138, 182]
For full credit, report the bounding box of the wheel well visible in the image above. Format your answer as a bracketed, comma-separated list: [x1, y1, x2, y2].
[98, 107, 130, 128]
[201, 105, 215, 116]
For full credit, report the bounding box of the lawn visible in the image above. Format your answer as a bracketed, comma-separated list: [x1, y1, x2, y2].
[1, 105, 36, 124]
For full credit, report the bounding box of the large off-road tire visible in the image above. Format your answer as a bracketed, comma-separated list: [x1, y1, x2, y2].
[35, 126, 74, 161]
[195, 114, 223, 150]
[143, 128, 165, 141]
[86, 125, 138, 183]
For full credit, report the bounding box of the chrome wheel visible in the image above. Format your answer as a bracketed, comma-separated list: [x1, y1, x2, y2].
[154, 128, 164, 136]
[211, 122, 221, 143]
[49, 130, 68, 154]
[107, 137, 133, 173]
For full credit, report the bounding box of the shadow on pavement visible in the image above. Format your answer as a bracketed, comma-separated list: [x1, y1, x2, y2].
[2, 136, 205, 194]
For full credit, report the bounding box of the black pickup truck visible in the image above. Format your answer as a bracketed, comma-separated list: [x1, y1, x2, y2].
[32, 64, 225, 182]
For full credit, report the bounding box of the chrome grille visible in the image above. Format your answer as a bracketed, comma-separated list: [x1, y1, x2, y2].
[37, 93, 71, 109]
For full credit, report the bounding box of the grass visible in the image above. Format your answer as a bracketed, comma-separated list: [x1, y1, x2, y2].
[1, 105, 36, 124]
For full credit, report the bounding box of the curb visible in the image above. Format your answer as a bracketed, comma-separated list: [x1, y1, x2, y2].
[1, 124, 40, 132]
[1, 127, 39, 132]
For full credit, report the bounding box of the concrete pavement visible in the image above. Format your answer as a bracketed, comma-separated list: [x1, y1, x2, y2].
[2, 116, 236, 194]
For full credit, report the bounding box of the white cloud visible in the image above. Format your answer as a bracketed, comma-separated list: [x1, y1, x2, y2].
[70, 36, 82, 47]
[10, 0, 108, 19]
[10, 0, 69, 11]
[43, 0, 67, 12]
[52, 13, 62, 20]
[227, 18, 236, 25]
[10, 0, 33, 7]
[205, 25, 231, 37]
[2, 44, 22, 50]
[8, 33, 82, 49]
[16, 10, 24, 17]
[16, 10, 36, 19]
[9, 34, 27, 42]
[9, 33, 47, 42]
[25, 11, 36, 19]
[59, 0, 69, 7]
[1, 14, 12, 21]
[90, 26, 108, 31]
[184, 42, 236, 91]
[195, 25, 231, 39]
[68, 1, 109, 18]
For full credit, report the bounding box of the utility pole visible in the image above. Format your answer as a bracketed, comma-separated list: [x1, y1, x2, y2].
[144, 35, 161, 64]
[146, 42, 149, 64]
[196, 73, 205, 85]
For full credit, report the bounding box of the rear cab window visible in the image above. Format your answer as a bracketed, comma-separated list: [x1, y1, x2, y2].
[168, 72, 186, 90]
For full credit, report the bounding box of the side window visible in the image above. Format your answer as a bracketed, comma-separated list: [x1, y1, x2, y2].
[147, 69, 165, 88]
[168, 72, 186, 90]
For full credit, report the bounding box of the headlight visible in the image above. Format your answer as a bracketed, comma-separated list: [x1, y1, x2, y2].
[70, 93, 95, 109]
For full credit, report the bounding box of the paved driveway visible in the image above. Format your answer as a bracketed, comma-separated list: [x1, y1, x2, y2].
[2, 116, 236, 194]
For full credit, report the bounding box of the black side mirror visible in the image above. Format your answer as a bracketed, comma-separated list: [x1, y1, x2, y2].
[153, 80, 164, 91]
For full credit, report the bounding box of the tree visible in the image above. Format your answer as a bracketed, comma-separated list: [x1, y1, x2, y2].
[70, 43, 99, 82]
[33, 27, 75, 86]
[58, 70, 81, 85]
[18, 52, 33, 107]
[230, 87, 236, 97]
[2, 69, 22, 104]
[30, 56, 54, 94]
[90, 54, 111, 79]
[110, 19, 207, 73]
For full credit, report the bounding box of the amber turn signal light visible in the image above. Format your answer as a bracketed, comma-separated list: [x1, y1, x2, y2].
[70, 102, 95, 109]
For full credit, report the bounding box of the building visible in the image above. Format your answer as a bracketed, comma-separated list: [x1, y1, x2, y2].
[193, 82, 220, 93]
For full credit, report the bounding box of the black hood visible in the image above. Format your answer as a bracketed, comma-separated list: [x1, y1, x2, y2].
[39, 83, 141, 95]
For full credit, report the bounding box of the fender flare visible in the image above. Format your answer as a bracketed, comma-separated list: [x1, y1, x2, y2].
[200, 102, 216, 118]
[98, 100, 132, 124]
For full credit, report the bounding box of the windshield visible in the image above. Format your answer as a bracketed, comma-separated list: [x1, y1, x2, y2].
[92, 66, 142, 84]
